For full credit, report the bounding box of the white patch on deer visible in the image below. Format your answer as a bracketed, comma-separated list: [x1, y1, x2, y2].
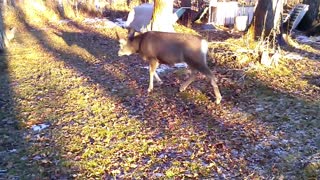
[200, 39, 208, 56]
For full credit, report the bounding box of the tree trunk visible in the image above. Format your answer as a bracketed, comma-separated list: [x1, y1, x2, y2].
[0, 17, 5, 51]
[247, 0, 284, 40]
[2, 0, 15, 7]
[181, 0, 191, 8]
[297, 0, 320, 31]
[149, 0, 175, 32]
[140, 0, 149, 3]
[180, 0, 192, 27]
[305, 22, 320, 36]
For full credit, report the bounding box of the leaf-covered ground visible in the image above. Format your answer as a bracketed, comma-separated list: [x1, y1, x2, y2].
[0, 4, 319, 179]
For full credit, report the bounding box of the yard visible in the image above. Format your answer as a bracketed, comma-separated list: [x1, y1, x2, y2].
[0, 1, 319, 179]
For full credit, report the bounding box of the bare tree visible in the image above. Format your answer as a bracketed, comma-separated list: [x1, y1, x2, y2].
[245, 0, 285, 67]
[247, 0, 284, 40]
[2, 0, 16, 7]
[180, 0, 192, 27]
[298, 0, 320, 31]
[140, 0, 150, 3]
[149, 0, 175, 32]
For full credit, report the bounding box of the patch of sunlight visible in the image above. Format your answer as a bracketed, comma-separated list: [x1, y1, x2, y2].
[30, 1, 47, 12]
[44, 31, 100, 64]
[1, 13, 170, 178]
[70, 44, 98, 63]
[2, 6, 20, 28]
[63, 86, 116, 114]
[16, 0, 59, 27]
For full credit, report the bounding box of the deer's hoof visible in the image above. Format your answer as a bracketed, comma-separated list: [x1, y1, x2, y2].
[179, 88, 185, 92]
[215, 97, 222, 104]
[179, 86, 186, 92]
[147, 88, 153, 93]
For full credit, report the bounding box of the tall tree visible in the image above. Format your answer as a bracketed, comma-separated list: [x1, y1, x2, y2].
[140, 0, 150, 3]
[180, 0, 192, 27]
[298, 0, 320, 31]
[3, 0, 15, 7]
[247, 0, 284, 40]
[149, 0, 175, 32]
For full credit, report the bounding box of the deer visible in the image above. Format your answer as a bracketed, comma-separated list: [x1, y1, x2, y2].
[1, 27, 16, 51]
[116, 31, 222, 104]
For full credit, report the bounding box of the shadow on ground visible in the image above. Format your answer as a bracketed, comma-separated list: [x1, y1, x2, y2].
[4, 4, 320, 178]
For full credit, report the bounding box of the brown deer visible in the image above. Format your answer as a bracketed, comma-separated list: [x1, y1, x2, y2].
[1, 27, 16, 51]
[117, 31, 222, 104]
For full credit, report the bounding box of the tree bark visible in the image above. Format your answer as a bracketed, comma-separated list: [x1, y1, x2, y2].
[2, 0, 15, 7]
[180, 0, 192, 27]
[181, 0, 191, 8]
[0, 15, 4, 51]
[149, 0, 175, 32]
[305, 22, 320, 36]
[140, 0, 149, 3]
[297, 0, 320, 31]
[247, 0, 284, 40]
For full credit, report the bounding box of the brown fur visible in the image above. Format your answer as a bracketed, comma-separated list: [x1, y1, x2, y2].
[118, 31, 222, 104]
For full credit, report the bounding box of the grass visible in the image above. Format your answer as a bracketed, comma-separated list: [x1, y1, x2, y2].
[0, 1, 319, 179]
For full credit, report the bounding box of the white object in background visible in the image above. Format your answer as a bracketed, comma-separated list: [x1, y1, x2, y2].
[235, 15, 248, 31]
[126, 3, 154, 33]
[31, 123, 50, 132]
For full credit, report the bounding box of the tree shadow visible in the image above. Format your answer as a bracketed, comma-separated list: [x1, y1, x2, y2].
[31, 23, 320, 178]
[284, 45, 320, 61]
[0, 5, 40, 179]
[302, 75, 320, 87]
[21, 21, 260, 177]
[9, 4, 320, 178]
[51, 23, 297, 177]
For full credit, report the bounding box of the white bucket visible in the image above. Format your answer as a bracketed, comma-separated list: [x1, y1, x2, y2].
[235, 15, 248, 31]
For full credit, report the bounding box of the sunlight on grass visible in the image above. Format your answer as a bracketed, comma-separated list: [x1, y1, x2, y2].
[209, 36, 319, 101]
[2, 10, 170, 178]
[0, 34, 285, 179]
[17, 1, 59, 26]
[1, 1, 319, 179]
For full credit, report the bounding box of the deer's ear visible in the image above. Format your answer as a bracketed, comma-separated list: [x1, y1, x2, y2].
[119, 39, 127, 45]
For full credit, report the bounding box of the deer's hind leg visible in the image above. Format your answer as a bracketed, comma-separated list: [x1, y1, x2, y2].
[154, 71, 162, 84]
[179, 69, 197, 92]
[206, 73, 222, 104]
[196, 65, 222, 104]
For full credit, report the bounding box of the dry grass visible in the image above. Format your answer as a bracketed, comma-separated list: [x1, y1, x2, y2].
[0, 1, 319, 179]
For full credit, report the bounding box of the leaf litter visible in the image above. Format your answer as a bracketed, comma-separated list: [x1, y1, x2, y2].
[0, 6, 319, 180]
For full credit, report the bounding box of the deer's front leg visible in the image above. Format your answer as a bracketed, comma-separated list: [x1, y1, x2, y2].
[148, 60, 159, 92]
